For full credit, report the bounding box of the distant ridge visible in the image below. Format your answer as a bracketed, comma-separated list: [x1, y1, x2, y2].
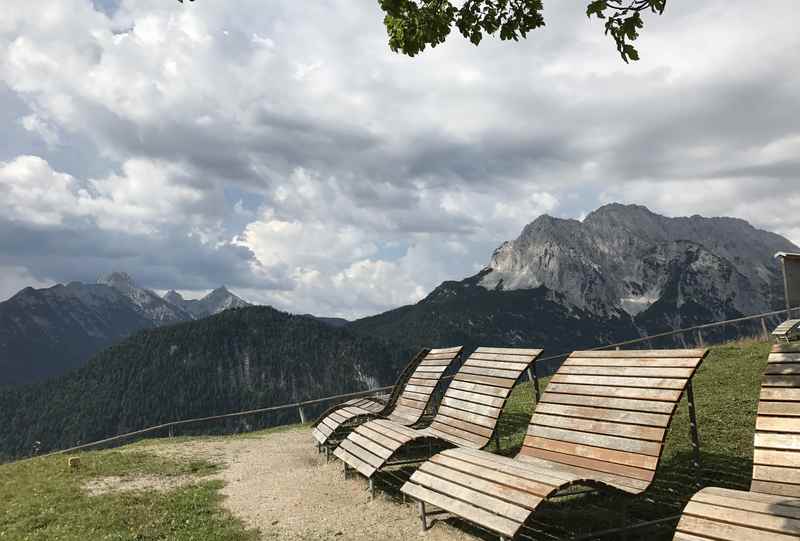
[0, 273, 252, 386]
[0, 306, 413, 460]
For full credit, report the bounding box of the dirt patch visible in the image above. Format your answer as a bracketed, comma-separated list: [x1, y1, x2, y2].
[84, 474, 195, 496]
[150, 428, 475, 541]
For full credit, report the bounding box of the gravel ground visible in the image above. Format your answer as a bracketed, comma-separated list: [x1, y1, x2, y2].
[150, 427, 475, 541]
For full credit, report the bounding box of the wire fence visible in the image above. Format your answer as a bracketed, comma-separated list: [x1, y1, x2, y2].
[20, 305, 799, 465]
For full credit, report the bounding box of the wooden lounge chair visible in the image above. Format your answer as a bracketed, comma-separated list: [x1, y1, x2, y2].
[312, 346, 464, 449]
[332, 347, 544, 483]
[401, 348, 709, 541]
[672, 341, 800, 540]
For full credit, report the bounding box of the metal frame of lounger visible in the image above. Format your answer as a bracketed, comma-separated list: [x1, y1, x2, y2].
[332, 347, 544, 494]
[672, 338, 800, 541]
[402, 348, 709, 541]
[311, 346, 464, 453]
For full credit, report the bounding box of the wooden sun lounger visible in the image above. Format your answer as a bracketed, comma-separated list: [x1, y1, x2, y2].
[312, 346, 464, 449]
[672, 341, 800, 541]
[332, 347, 544, 483]
[401, 348, 709, 541]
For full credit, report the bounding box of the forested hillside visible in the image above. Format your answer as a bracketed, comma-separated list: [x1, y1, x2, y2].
[0, 306, 413, 461]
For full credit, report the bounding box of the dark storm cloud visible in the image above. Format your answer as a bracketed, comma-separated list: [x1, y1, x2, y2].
[1, 0, 798, 315]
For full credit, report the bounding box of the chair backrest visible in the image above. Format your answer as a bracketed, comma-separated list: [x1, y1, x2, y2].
[427, 347, 543, 449]
[751, 342, 800, 497]
[389, 346, 464, 424]
[520, 349, 708, 486]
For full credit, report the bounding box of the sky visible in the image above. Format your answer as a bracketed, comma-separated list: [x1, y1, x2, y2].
[1, 0, 799, 318]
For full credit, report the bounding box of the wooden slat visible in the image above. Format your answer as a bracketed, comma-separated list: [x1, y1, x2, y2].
[470, 352, 541, 363]
[429, 453, 555, 498]
[368, 419, 417, 441]
[529, 425, 662, 456]
[542, 392, 676, 414]
[683, 501, 800, 536]
[753, 465, 800, 485]
[348, 431, 394, 460]
[535, 403, 671, 428]
[444, 389, 506, 408]
[436, 407, 497, 429]
[763, 376, 800, 388]
[758, 402, 800, 416]
[550, 374, 687, 389]
[676, 514, 800, 541]
[524, 436, 658, 470]
[475, 347, 543, 356]
[518, 446, 653, 485]
[768, 353, 800, 364]
[338, 438, 384, 468]
[424, 427, 483, 448]
[765, 364, 800, 375]
[431, 414, 494, 437]
[359, 424, 412, 450]
[410, 470, 531, 522]
[756, 417, 800, 433]
[420, 461, 544, 509]
[405, 384, 435, 394]
[754, 449, 800, 468]
[697, 487, 800, 513]
[447, 380, 509, 398]
[333, 446, 375, 478]
[458, 365, 524, 380]
[397, 397, 427, 411]
[413, 366, 448, 375]
[545, 383, 682, 402]
[406, 378, 436, 388]
[464, 359, 532, 371]
[401, 482, 520, 538]
[563, 357, 701, 368]
[441, 397, 501, 418]
[530, 413, 666, 441]
[750, 480, 800, 498]
[571, 349, 706, 358]
[557, 366, 696, 378]
[428, 422, 488, 446]
[754, 432, 800, 451]
[428, 346, 463, 354]
[454, 373, 517, 389]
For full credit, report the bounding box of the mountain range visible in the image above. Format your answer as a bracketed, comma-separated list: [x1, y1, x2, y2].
[1, 203, 797, 459]
[0, 272, 250, 386]
[349, 204, 797, 359]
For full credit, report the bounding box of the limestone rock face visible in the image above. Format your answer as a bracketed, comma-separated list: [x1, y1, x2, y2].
[480, 203, 793, 321]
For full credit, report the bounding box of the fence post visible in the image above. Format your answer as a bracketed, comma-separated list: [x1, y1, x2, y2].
[696, 329, 705, 348]
[298, 405, 307, 424]
[761, 318, 770, 340]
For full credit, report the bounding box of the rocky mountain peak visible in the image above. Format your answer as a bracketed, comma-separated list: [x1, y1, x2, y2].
[98, 271, 137, 290]
[478, 203, 797, 320]
[163, 290, 185, 305]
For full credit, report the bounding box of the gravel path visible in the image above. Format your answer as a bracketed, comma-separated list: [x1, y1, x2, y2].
[151, 427, 475, 541]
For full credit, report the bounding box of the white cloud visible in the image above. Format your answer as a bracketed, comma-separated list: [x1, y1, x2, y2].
[0, 155, 218, 234]
[0, 0, 798, 318]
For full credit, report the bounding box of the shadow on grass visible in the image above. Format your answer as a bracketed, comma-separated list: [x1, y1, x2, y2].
[367, 449, 753, 541]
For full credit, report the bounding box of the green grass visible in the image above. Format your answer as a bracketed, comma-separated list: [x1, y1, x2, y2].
[0, 449, 258, 541]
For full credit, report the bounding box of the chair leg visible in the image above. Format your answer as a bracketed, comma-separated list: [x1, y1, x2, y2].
[368, 478, 374, 500]
[419, 501, 429, 531]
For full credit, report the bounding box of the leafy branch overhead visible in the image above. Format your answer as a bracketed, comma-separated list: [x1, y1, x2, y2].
[175, 0, 666, 63]
[378, 0, 666, 62]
